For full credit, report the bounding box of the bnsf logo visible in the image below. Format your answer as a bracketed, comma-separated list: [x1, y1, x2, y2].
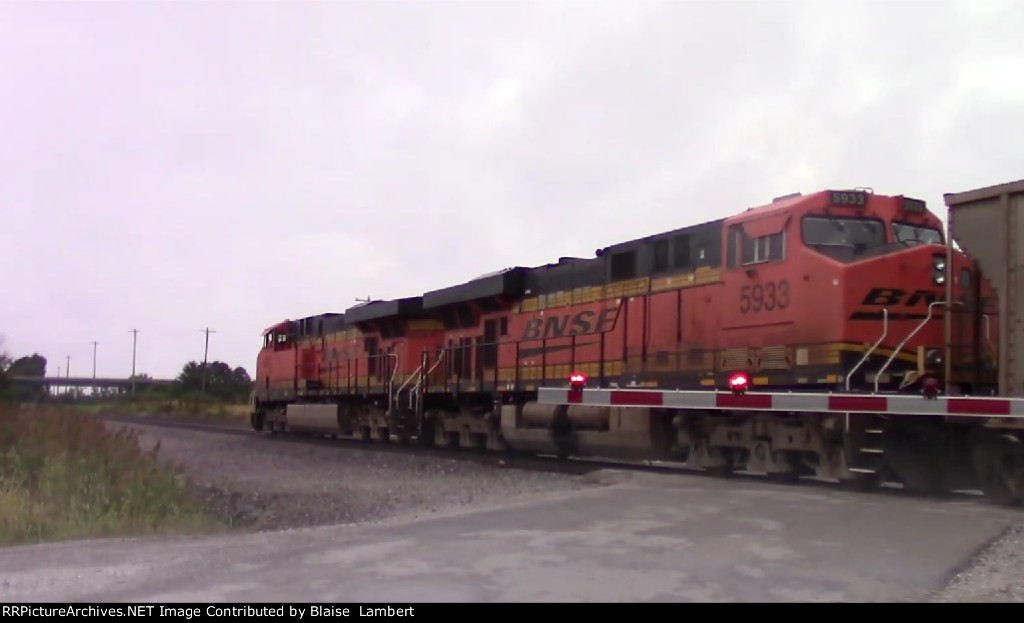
[861, 288, 941, 307]
[521, 308, 618, 340]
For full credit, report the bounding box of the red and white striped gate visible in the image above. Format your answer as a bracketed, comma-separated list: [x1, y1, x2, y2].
[536, 372, 1024, 420]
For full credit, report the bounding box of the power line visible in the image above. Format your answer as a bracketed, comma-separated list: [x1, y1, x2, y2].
[129, 328, 139, 394]
[200, 327, 216, 393]
[129, 329, 139, 376]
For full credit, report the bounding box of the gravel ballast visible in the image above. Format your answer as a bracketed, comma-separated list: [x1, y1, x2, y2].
[930, 523, 1024, 602]
[113, 421, 594, 532]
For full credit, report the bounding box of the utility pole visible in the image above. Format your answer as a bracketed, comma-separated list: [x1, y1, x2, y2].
[65, 355, 70, 377]
[92, 340, 98, 379]
[200, 327, 216, 393]
[129, 328, 139, 394]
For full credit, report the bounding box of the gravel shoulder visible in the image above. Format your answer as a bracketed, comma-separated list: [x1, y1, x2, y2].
[109, 421, 593, 532]
[3, 418, 1022, 602]
[114, 419, 1024, 603]
[930, 523, 1024, 602]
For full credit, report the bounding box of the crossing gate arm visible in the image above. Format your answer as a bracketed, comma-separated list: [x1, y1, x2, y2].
[535, 387, 1024, 419]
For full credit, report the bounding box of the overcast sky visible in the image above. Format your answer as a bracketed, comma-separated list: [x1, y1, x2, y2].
[2, 0, 1023, 380]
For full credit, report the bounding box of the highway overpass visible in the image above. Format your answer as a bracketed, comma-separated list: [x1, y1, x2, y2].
[6, 375, 175, 390]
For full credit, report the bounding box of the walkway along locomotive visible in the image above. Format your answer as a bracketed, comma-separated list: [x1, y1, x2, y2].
[250, 179, 1024, 505]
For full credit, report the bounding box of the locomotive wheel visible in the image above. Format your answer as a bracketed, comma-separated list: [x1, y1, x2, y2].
[980, 462, 1018, 506]
[973, 439, 1024, 506]
[418, 419, 435, 447]
[251, 411, 265, 432]
[705, 447, 736, 478]
[766, 467, 800, 485]
[706, 466, 732, 478]
[844, 471, 879, 492]
[882, 427, 948, 495]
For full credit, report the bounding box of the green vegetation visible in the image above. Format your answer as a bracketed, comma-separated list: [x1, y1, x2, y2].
[70, 394, 252, 424]
[0, 330, 253, 424]
[0, 403, 221, 547]
[0, 333, 240, 546]
[174, 360, 252, 402]
[0, 335, 47, 404]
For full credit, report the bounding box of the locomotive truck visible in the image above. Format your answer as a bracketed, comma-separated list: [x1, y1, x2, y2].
[250, 179, 1024, 505]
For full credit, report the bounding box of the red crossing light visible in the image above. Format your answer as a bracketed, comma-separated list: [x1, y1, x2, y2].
[728, 372, 750, 395]
[922, 376, 939, 399]
[569, 372, 587, 390]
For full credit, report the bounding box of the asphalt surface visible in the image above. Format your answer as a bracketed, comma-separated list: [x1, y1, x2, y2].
[1, 468, 1018, 602]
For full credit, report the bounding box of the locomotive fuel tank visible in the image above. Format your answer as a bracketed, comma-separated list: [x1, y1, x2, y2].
[285, 403, 340, 434]
[500, 402, 671, 460]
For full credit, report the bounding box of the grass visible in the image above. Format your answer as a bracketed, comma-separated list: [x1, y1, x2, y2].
[73, 397, 252, 425]
[0, 403, 222, 547]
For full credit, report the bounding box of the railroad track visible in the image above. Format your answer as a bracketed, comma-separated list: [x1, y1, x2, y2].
[98, 414, 1000, 505]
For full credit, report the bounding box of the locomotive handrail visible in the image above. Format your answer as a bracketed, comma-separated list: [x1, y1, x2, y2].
[984, 314, 993, 354]
[394, 364, 422, 397]
[393, 364, 423, 410]
[424, 349, 446, 377]
[874, 300, 946, 393]
[846, 308, 888, 393]
[845, 307, 887, 433]
[386, 352, 398, 414]
[410, 350, 445, 409]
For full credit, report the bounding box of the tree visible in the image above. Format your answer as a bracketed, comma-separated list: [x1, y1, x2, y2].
[0, 334, 10, 401]
[175, 360, 253, 402]
[0, 334, 10, 372]
[6, 354, 48, 402]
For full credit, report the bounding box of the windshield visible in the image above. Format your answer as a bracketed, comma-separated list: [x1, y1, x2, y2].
[802, 216, 886, 249]
[892, 222, 943, 245]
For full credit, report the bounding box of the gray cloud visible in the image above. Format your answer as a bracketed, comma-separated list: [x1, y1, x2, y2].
[1, 0, 1022, 378]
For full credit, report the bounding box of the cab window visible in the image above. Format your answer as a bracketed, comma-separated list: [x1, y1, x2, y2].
[892, 222, 943, 245]
[742, 232, 784, 264]
[269, 332, 291, 350]
[727, 226, 785, 267]
[802, 216, 885, 249]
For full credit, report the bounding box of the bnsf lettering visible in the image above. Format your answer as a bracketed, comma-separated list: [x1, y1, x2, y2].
[861, 288, 940, 307]
[521, 308, 618, 340]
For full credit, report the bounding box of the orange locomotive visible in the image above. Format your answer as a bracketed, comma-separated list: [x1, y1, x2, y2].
[251, 185, 1010, 501]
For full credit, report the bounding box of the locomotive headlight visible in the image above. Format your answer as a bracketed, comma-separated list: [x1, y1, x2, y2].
[932, 254, 946, 284]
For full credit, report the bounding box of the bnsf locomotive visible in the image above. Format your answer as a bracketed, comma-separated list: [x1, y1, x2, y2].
[251, 181, 1024, 505]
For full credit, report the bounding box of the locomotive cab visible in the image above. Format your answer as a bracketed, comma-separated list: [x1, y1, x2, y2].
[719, 188, 987, 393]
[795, 191, 988, 392]
[255, 320, 297, 399]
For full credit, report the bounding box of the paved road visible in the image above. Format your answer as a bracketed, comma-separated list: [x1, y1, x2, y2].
[1, 470, 1019, 602]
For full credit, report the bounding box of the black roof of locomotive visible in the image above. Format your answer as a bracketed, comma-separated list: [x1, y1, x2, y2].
[321, 313, 347, 334]
[595, 216, 726, 256]
[279, 312, 347, 339]
[343, 296, 424, 323]
[422, 267, 529, 309]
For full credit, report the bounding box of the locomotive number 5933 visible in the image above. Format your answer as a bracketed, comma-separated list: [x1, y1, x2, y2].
[740, 280, 790, 313]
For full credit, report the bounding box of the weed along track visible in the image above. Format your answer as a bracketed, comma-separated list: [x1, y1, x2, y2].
[0, 406, 217, 547]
